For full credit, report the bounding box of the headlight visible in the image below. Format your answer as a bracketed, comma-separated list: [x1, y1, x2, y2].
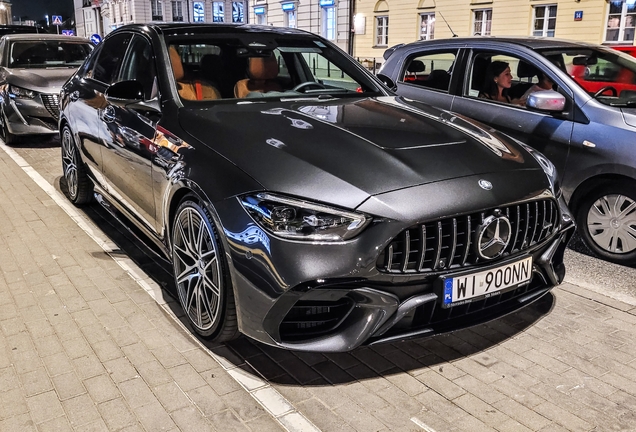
[8, 85, 36, 99]
[240, 193, 371, 241]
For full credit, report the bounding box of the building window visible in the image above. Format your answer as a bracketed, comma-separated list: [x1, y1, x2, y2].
[212, 2, 224, 22]
[256, 13, 266, 24]
[419, 13, 435, 40]
[151, 0, 163, 20]
[533, 5, 557, 37]
[375, 15, 388, 46]
[193, 1, 205, 21]
[172, 1, 183, 21]
[473, 9, 491, 36]
[606, 0, 636, 43]
[322, 6, 336, 40]
[285, 10, 297, 28]
[232, 2, 245, 23]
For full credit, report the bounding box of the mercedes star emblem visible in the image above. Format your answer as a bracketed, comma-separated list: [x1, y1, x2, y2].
[476, 214, 512, 259]
[479, 179, 493, 190]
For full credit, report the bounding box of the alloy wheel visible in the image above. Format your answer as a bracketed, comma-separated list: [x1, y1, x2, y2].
[587, 193, 636, 254]
[61, 128, 79, 200]
[173, 206, 222, 333]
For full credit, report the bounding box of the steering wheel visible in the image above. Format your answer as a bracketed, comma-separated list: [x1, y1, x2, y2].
[593, 86, 618, 98]
[292, 82, 327, 92]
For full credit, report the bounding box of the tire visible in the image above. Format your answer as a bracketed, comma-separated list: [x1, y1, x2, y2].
[61, 126, 93, 204]
[0, 110, 16, 145]
[575, 182, 636, 266]
[171, 198, 239, 341]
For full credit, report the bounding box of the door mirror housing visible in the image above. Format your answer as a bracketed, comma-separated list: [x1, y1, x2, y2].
[526, 90, 566, 112]
[105, 80, 161, 113]
[377, 73, 397, 91]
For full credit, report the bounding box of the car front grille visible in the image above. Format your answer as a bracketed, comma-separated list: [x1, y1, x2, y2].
[377, 198, 559, 274]
[41, 94, 60, 120]
[279, 298, 355, 342]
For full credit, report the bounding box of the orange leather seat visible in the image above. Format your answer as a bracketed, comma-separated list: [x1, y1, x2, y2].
[169, 46, 221, 101]
[234, 56, 283, 98]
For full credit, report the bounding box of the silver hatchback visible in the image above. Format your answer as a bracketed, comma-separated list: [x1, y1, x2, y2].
[0, 34, 92, 144]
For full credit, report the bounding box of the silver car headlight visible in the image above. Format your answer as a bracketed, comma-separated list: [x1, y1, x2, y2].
[9, 85, 36, 99]
[240, 193, 371, 241]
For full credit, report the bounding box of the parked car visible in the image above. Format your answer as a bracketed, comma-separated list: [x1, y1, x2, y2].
[59, 24, 573, 351]
[0, 34, 92, 144]
[379, 37, 636, 266]
[612, 45, 636, 58]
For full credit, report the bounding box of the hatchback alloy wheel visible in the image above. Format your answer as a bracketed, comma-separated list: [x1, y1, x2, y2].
[172, 202, 224, 336]
[587, 193, 636, 254]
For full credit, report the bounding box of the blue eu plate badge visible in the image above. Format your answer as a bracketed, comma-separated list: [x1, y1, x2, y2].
[443, 279, 453, 304]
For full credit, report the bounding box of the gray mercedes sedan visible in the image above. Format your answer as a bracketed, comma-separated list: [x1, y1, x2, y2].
[0, 34, 92, 144]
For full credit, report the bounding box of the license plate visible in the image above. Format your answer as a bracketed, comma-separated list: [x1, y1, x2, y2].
[441, 257, 532, 308]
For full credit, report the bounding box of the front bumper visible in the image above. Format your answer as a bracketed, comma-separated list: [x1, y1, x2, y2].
[4, 94, 59, 135]
[215, 188, 575, 352]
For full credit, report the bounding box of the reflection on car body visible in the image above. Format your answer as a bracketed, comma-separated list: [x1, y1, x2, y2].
[380, 37, 636, 266]
[59, 24, 574, 352]
[0, 33, 92, 144]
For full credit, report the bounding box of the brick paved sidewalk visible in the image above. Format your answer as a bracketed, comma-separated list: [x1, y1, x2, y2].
[0, 146, 285, 431]
[5, 140, 636, 432]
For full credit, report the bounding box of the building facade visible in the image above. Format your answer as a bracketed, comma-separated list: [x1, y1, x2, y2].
[353, 0, 636, 64]
[0, 0, 11, 25]
[73, 0, 249, 37]
[247, 0, 353, 53]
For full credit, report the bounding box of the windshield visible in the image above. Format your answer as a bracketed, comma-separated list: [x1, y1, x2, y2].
[539, 47, 636, 106]
[9, 40, 93, 69]
[165, 34, 384, 102]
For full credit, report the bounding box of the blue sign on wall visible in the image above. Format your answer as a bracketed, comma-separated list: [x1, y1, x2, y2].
[574, 10, 583, 21]
[319, 0, 335, 6]
[254, 7, 266, 15]
[90, 34, 102, 45]
[282, 3, 295, 11]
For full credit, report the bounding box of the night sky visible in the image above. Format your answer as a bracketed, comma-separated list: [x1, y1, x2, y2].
[11, 0, 74, 22]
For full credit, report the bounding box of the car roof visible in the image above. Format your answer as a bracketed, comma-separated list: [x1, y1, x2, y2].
[397, 36, 601, 51]
[117, 22, 315, 38]
[2, 34, 91, 43]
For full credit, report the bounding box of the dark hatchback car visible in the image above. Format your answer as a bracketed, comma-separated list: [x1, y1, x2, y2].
[0, 34, 92, 143]
[59, 24, 573, 351]
[379, 37, 636, 266]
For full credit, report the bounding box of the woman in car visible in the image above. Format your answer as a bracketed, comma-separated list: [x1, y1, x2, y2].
[479, 60, 518, 104]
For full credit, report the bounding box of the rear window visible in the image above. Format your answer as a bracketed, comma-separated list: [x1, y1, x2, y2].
[9, 40, 93, 68]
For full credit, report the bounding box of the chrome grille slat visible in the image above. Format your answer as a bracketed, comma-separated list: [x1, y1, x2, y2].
[378, 198, 559, 274]
[461, 215, 471, 266]
[433, 222, 443, 270]
[402, 230, 411, 272]
[417, 225, 427, 271]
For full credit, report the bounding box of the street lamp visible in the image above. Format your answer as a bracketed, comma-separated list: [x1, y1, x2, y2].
[45, 14, 49, 26]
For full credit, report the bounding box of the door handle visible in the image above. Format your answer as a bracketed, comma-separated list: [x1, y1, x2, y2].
[100, 105, 115, 123]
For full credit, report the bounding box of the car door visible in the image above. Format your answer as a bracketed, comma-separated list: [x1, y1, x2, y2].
[450, 47, 574, 182]
[392, 48, 461, 111]
[67, 32, 133, 188]
[99, 33, 159, 232]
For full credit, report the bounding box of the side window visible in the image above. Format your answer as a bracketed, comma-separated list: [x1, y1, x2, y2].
[119, 35, 158, 100]
[91, 33, 133, 85]
[466, 52, 556, 106]
[400, 50, 457, 92]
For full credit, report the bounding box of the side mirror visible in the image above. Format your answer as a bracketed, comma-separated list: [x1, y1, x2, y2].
[376, 73, 397, 91]
[105, 80, 161, 113]
[526, 90, 566, 112]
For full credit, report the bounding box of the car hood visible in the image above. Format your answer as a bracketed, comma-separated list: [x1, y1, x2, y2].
[180, 96, 544, 209]
[4, 67, 76, 93]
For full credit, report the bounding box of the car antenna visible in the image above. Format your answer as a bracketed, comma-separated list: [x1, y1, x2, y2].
[438, 11, 458, 37]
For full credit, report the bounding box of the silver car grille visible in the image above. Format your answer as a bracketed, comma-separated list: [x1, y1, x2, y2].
[377, 198, 559, 274]
[41, 94, 60, 120]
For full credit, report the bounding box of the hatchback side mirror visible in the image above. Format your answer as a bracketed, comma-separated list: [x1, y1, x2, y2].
[105, 80, 160, 113]
[526, 90, 566, 112]
[377, 73, 397, 91]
